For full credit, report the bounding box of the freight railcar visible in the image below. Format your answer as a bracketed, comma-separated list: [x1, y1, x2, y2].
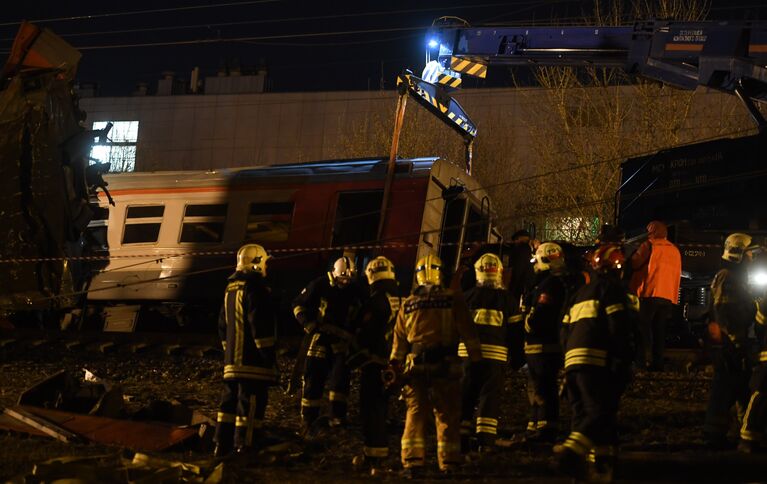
[617, 132, 767, 345]
[85, 157, 499, 330]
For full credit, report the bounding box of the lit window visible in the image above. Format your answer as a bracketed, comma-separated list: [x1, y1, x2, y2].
[246, 202, 293, 242]
[90, 121, 139, 172]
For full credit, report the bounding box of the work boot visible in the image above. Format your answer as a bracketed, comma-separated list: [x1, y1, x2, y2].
[213, 442, 233, 458]
[400, 466, 424, 480]
[440, 463, 460, 477]
[588, 454, 615, 483]
[553, 444, 587, 481]
[737, 439, 760, 454]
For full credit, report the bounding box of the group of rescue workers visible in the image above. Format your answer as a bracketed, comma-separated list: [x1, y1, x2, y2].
[209, 222, 767, 481]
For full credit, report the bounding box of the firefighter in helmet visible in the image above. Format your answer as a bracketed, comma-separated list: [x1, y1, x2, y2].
[292, 256, 364, 431]
[523, 242, 568, 442]
[350, 256, 401, 474]
[214, 244, 278, 457]
[704, 233, 758, 448]
[555, 244, 639, 481]
[460, 253, 522, 454]
[740, 248, 767, 453]
[390, 253, 482, 477]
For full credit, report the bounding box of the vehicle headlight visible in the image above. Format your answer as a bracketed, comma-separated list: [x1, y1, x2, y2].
[749, 270, 767, 287]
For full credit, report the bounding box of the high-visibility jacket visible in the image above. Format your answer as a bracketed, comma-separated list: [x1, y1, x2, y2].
[561, 272, 639, 371]
[218, 272, 278, 382]
[630, 238, 682, 303]
[292, 273, 364, 333]
[523, 272, 567, 356]
[756, 300, 767, 364]
[459, 285, 521, 363]
[391, 285, 481, 363]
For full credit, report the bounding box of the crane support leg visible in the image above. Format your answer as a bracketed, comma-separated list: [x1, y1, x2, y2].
[376, 89, 409, 241]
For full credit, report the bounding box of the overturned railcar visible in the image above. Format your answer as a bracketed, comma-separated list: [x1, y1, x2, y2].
[86, 157, 500, 330]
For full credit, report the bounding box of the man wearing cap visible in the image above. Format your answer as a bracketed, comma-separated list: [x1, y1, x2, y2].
[629, 221, 682, 371]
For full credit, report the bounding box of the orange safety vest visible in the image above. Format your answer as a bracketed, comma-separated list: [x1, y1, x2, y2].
[633, 238, 682, 303]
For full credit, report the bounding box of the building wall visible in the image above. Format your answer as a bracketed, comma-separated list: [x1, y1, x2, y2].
[80, 86, 754, 172]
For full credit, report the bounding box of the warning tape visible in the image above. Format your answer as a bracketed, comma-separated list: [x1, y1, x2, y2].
[0, 242, 441, 265]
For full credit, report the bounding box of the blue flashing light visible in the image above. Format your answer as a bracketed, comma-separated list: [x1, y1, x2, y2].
[428, 39, 439, 48]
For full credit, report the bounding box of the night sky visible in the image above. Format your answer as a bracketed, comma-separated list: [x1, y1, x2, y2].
[2, 0, 767, 96]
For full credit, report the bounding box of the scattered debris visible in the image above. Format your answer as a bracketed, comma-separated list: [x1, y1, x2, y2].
[8, 452, 224, 483]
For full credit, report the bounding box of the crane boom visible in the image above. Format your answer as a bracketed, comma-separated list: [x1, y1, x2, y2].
[425, 20, 767, 127]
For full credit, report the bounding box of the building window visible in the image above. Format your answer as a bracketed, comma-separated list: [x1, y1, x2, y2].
[122, 205, 164, 244]
[246, 202, 293, 242]
[91, 121, 139, 172]
[179, 204, 228, 244]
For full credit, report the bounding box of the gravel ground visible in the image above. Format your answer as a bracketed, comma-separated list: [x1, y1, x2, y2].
[0, 342, 756, 482]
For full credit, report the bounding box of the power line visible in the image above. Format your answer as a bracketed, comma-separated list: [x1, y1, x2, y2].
[68, 26, 431, 51]
[1, 1, 556, 40]
[0, 0, 283, 27]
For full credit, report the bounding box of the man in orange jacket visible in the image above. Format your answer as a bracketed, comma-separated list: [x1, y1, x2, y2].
[629, 221, 682, 371]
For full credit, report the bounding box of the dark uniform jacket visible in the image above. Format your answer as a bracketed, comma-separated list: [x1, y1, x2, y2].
[292, 273, 364, 333]
[561, 272, 639, 372]
[711, 265, 755, 349]
[460, 285, 522, 365]
[524, 272, 567, 356]
[355, 279, 401, 361]
[218, 272, 278, 382]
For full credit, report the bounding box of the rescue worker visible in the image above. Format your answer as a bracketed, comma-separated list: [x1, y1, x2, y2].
[293, 256, 364, 431]
[214, 244, 278, 457]
[351, 256, 401, 474]
[523, 242, 568, 442]
[704, 233, 757, 448]
[460, 253, 522, 453]
[555, 244, 639, 481]
[390, 254, 482, 477]
[629, 221, 682, 371]
[739, 289, 767, 452]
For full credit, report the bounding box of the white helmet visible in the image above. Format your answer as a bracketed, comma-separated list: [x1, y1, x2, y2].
[236, 244, 269, 275]
[723, 233, 753, 263]
[365, 256, 396, 285]
[474, 253, 503, 287]
[332, 256, 356, 286]
[533, 242, 565, 274]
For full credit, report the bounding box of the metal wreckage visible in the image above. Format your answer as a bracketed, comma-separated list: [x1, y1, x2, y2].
[0, 22, 111, 319]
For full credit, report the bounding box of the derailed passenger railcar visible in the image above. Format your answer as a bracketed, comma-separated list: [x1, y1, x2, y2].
[86, 157, 499, 329]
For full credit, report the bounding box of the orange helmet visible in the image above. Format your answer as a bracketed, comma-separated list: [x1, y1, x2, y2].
[590, 244, 625, 273]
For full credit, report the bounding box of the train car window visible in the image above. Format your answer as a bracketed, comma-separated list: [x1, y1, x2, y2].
[465, 206, 488, 244]
[122, 205, 164, 244]
[180, 204, 228, 244]
[123, 223, 162, 244]
[126, 205, 164, 219]
[185, 204, 228, 217]
[332, 191, 383, 246]
[439, 198, 467, 273]
[246, 202, 294, 242]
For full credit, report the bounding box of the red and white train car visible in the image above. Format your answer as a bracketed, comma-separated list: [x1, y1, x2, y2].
[86, 157, 499, 329]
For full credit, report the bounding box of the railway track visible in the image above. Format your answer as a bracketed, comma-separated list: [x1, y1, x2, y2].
[0, 329, 221, 359]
